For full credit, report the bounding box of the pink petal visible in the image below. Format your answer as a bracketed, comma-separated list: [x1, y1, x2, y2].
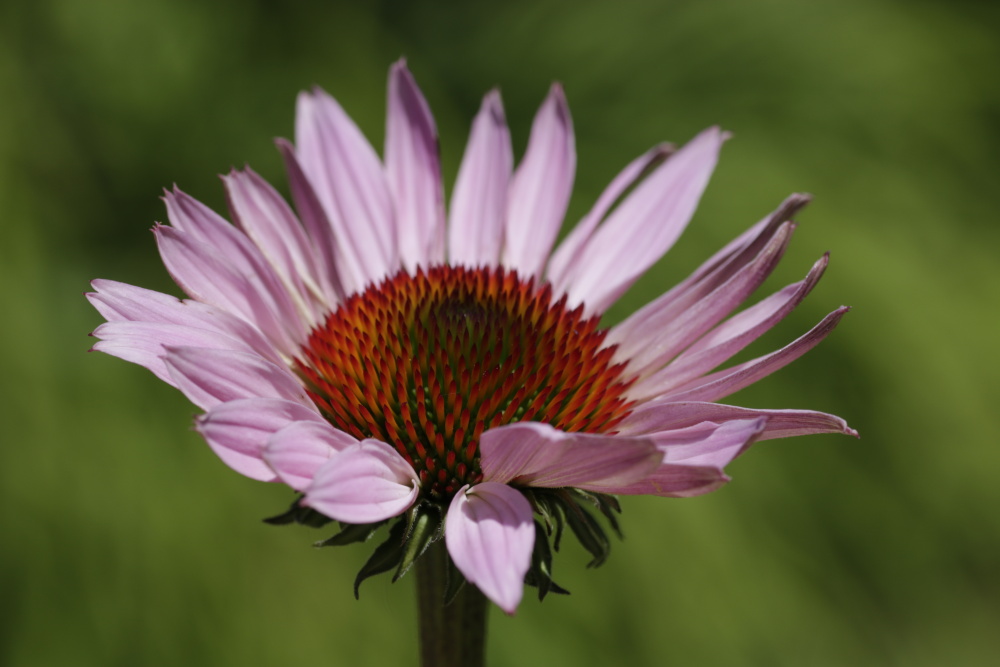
[637, 306, 851, 403]
[502, 84, 575, 280]
[622, 221, 795, 380]
[646, 253, 828, 390]
[90, 321, 263, 386]
[608, 194, 809, 351]
[164, 346, 311, 411]
[547, 143, 673, 292]
[195, 398, 325, 482]
[264, 421, 359, 491]
[563, 127, 726, 315]
[617, 401, 858, 440]
[479, 422, 662, 492]
[154, 224, 305, 355]
[295, 87, 397, 290]
[445, 482, 534, 615]
[448, 90, 512, 267]
[597, 464, 730, 498]
[653, 418, 767, 468]
[276, 138, 346, 302]
[223, 167, 329, 322]
[385, 59, 445, 270]
[87, 280, 282, 365]
[598, 419, 766, 497]
[303, 441, 419, 523]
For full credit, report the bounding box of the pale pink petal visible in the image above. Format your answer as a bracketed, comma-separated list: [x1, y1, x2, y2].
[295, 87, 397, 290]
[90, 321, 264, 386]
[608, 194, 809, 350]
[448, 90, 512, 267]
[547, 143, 673, 291]
[649, 254, 828, 389]
[653, 418, 766, 468]
[621, 221, 795, 379]
[303, 440, 419, 523]
[479, 422, 662, 492]
[598, 419, 766, 497]
[164, 347, 311, 411]
[636, 307, 851, 402]
[195, 398, 325, 482]
[276, 138, 346, 302]
[223, 167, 329, 321]
[87, 280, 282, 366]
[264, 421, 359, 491]
[445, 482, 534, 615]
[563, 127, 726, 315]
[617, 401, 858, 440]
[154, 224, 305, 354]
[386, 59, 445, 270]
[596, 464, 730, 498]
[502, 84, 575, 280]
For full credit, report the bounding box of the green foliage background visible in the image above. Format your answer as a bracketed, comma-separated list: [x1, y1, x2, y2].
[2, 0, 998, 665]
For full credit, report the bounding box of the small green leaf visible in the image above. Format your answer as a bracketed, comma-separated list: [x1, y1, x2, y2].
[562, 500, 611, 568]
[315, 521, 386, 547]
[262, 497, 333, 528]
[353, 519, 407, 599]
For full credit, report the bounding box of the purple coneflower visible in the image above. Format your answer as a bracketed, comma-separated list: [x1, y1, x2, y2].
[88, 60, 854, 616]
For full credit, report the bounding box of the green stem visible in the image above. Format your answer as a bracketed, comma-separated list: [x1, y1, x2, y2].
[415, 541, 488, 667]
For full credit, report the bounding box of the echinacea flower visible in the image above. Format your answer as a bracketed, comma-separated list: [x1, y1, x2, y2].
[88, 60, 855, 615]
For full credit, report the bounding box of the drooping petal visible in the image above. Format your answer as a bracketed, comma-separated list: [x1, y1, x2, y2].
[617, 401, 858, 440]
[502, 84, 575, 280]
[448, 90, 512, 267]
[386, 59, 445, 270]
[598, 419, 766, 497]
[295, 87, 397, 290]
[264, 421, 359, 491]
[547, 143, 673, 291]
[653, 418, 767, 468]
[479, 422, 662, 491]
[303, 440, 419, 523]
[195, 398, 325, 481]
[633, 306, 851, 402]
[562, 126, 726, 315]
[164, 347, 311, 411]
[445, 482, 534, 615]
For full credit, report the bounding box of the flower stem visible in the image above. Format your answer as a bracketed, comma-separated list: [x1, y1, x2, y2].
[415, 541, 488, 667]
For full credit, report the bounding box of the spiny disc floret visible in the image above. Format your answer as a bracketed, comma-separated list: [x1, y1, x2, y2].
[296, 265, 634, 500]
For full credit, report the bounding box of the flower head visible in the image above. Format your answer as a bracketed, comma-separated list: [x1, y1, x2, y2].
[88, 60, 855, 614]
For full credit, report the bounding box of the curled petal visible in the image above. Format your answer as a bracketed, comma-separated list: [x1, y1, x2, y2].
[303, 441, 419, 523]
[480, 422, 662, 492]
[196, 398, 324, 482]
[264, 421, 359, 491]
[445, 483, 534, 614]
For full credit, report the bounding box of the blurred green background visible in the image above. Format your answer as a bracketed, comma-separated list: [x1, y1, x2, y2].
[2, 0, 998, 665]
